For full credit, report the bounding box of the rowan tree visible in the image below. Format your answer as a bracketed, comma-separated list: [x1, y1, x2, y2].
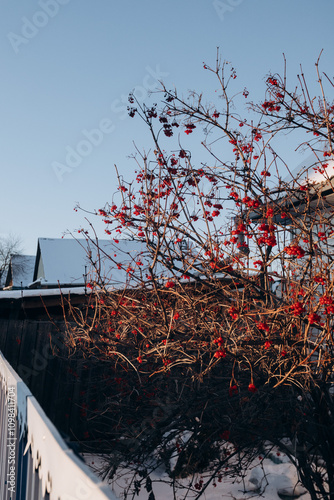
[65, 52, 334, 500]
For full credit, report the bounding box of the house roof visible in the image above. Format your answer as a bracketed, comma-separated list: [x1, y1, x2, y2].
[32, 237, 150, 288]
[249, 156, 334, 223]
[286, 155, 334, 187]
[4, 254, 35, 289]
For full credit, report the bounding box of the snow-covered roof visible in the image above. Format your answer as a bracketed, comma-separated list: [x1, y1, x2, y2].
[0, 286, 88, 300]
[32, 238, 150, 287]
[4, 254, 35, 289]
[249, 155, 334, 223]
[285, 154, 334, 188]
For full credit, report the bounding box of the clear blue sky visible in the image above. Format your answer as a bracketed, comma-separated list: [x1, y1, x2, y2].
[1, 0, 333, 255]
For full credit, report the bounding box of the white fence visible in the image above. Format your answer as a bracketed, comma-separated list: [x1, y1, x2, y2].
[0, 350, 117, 500]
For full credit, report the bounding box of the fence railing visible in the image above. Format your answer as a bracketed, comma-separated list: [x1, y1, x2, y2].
[0, 350, 117, 500]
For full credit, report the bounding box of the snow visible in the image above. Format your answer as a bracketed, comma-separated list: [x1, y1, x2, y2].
[83, 451, 311, 500]
[0, 285, 88, 299]
[25, 397, 116, 500]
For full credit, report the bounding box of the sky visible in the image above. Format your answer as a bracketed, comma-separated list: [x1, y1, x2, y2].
[1, 0, 334, 255]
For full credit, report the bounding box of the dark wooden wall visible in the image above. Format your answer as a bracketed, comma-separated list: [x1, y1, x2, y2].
[0, 319, 105, 446]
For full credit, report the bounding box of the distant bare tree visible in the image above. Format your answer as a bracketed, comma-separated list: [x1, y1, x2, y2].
[0, 235, 23, 286]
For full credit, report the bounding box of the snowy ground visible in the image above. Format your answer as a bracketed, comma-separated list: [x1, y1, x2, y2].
[83, 450, 311, 500]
